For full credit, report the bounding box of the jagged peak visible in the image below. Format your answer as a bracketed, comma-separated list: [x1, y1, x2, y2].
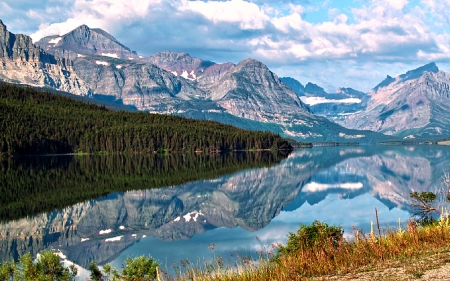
[373, 75, 395, 91]
[158, 51, 190, 57]
[151, 51, 192, 60]
[373, 62, 439, 92]
[399, 62, 438, 81]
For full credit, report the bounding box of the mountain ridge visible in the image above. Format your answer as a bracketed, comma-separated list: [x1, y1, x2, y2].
[342, 62, 450, 137]
[0, 19, 392, 142]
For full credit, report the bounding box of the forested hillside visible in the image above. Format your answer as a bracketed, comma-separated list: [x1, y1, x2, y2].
[0, 83, 292, 156]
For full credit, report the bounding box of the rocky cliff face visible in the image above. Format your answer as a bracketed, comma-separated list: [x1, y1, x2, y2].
[71, 56, 205, 111]
[0, 20, 91, 96]
[343, 63, 450, 137]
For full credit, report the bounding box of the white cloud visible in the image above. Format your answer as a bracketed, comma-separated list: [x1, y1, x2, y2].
[3, 0, 449, 92]
[183, 0, 269, 30]
[30, 0, 164, 41]
[387, 0, 409, 10]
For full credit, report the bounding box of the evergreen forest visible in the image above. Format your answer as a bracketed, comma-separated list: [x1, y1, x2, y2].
[0, 82, 292, 156]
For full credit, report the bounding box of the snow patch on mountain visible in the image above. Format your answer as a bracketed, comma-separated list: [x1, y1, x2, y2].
[183, 211, 204, 222]
[302, 182, 363, 192]
[101, 53, 118, 58]
[300, 96, 361, 106]
[190, 70, 196, 79]
[339, 132, 365, 139]
[99, 229, 112, 235]
[48, 37, 62, 44]
[95, 61, 109, 66]
[105, 236, 122, 242]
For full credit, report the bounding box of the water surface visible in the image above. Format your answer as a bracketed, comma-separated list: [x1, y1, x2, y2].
[1, 146, 448, 273]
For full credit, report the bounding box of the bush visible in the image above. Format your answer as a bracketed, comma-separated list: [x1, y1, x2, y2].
[121, 255, 159, 281]
[277, 220, 343, 255]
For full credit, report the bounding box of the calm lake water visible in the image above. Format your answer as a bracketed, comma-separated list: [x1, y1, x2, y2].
[1, 145, 449, 274]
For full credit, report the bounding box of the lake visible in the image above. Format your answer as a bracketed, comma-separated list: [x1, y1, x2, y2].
[0, 145, 448, 275]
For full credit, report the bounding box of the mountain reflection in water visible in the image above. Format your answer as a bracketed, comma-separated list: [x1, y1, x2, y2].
[1, 146, 449, 270]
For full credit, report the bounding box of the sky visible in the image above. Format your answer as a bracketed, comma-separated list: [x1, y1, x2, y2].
[1, 0, 450, 92]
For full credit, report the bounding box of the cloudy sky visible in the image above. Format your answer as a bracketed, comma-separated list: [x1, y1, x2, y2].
[1, 0, 450, 92]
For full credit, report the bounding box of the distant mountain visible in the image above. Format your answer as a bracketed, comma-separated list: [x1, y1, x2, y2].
[0, 20, 388, 142]
[280, 77, 305, 96]
[280, 77, 369, 122]
[304, 82, 328, 97]
[343, 62, 450, 138]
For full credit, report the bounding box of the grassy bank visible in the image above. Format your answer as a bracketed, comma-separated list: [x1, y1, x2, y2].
[162, 219, 450, 281]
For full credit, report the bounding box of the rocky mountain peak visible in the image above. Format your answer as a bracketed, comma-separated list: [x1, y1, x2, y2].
[149, 51, 192, 63]
[36, 24, 135, 60]
[399, 62, 438, 82]
[373, 63, 439, 92]
[279, 77, 305, 96]
[235, 58, 269, 72]
[146, 51, 216, 82]
[304, 82, 327, 96]
[373, 75, 395, 91]
[64, 24, 131, 52]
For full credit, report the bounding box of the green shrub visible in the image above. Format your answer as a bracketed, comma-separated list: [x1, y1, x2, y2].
[277, 220, 343, 255]
[121, 255, 159, 281]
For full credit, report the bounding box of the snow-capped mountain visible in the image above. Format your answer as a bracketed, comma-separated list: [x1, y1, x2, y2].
[343, 62, 450, 138]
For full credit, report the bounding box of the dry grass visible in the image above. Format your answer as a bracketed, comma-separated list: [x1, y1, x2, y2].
[160, 221, 450, 281]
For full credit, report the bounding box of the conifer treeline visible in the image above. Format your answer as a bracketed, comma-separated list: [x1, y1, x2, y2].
[0, 83, 292, 156]
[0, 152, 286, 222]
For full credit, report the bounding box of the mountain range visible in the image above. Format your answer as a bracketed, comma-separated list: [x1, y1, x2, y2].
[282, 62, 450, 139]
[0, 19, 389, 143]
[1, 18, 449, 141]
